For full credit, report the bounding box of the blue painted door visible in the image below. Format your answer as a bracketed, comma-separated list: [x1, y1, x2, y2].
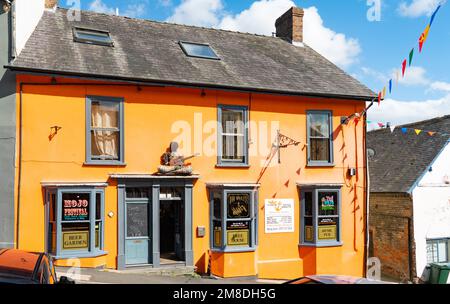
[125, 198, 151, 265]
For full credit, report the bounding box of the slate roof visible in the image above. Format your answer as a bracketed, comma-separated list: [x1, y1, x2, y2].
[368, 115, 450, 193]
[8, 8, 375, 100]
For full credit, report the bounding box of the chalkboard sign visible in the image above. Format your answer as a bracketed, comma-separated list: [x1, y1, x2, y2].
[127, 203, 149, 238]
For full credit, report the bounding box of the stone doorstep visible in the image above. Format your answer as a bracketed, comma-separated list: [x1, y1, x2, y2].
[102, 265, 198, 276]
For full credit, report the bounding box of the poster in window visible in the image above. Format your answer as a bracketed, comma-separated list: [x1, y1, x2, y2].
[227, 221, 250, 230]
[63, 231, 89, 250]
[318, 225, 337, 240]
[264, 199, 294, 233]
[318, 192, 338, 215]
[227, 230, 249, 246]
[62, 193, 90, 221]
[227, 193, 250, 218]
[305, 226, 314, 242]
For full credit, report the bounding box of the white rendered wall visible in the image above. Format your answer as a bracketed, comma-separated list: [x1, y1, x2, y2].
[14, 0, 46, 55]
[412, 141, 450, 277]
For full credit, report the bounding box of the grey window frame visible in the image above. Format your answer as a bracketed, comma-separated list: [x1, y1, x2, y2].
[73, 27, 114, 47]
[306, 110, 334, 166]
[85, 96, 125, 165]
[209, 187, 258, 253]
[45, 187, 106, 259]
[179, 41, 220, 60]
[217, 105, 249, 167]
[300, 186, 342, 247]
[426, 238, 450, 264]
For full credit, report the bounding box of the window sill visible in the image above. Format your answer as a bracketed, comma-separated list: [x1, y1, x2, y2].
[306, 162, 335, 168]
[299, 242, 343, 248]
[216, 163, 250, 169]
[210, 247, 256, 253]
[52, 250, 108, 260]
[84, 161, 127, 167]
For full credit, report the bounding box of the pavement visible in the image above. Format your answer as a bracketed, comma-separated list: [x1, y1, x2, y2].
[56, 266, 287, 284]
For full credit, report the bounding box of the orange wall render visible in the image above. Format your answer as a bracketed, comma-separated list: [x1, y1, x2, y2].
[15, 75, 367, 279]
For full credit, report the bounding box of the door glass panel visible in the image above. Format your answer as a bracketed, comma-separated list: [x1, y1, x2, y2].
[127, 203, 149, 237]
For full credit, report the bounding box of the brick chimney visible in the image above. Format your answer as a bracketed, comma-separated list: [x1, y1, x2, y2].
[275, 7, 304, 45]
[45, 0, 58, 9]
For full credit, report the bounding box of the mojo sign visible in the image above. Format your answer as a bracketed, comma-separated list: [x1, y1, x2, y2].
[63, 197, 89, 221]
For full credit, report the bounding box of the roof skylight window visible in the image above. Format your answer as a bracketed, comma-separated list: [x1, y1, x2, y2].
[179, 41, 220, 60]
[73, 27, 114, 47]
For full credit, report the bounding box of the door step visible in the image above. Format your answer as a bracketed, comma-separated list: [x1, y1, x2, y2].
[105, 265, 197, 277]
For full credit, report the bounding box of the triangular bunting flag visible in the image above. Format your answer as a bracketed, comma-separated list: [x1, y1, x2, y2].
[382, 87, 386, 99]
[401, 128, 408, 134]
[419, 25, 430, 52]
[415, 129, 422, 135]
[430, 5, 441, 27]
[409, 48, 414, 66]
[395, 69, 400, 84]
[366, 120, 372, 124]
[389, 79, 393, 94]
[402, 59, 407, 77]
[428, 131, 436, 136]
[378, 92, 382, 106]
[390, 125, 396, 133]
[378, 122, 385, 128]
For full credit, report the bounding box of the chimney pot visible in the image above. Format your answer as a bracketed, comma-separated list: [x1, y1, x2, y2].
[45, 0, 58, 9]
[275, 7, 304, 44]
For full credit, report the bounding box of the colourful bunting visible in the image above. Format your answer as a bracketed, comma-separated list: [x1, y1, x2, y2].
[389, 79, 393, 94]
[430, 5, 441, 27]
[402, 59, 407, 77]
[409, 48, 414, 66]
[415, 129, 422, 135]
[378, 92, 382, 106]
[395, 70, 400, 85]
[428, 131, 436, 136]
[390, 125, 396, 133]
[382, 86, 386, 99]
[401, 128, 408, 134]
[419, 24, 430, 52]
[378, 123, 385, 128]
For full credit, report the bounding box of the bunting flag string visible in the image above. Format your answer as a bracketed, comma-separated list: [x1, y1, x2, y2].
[363, 120, 450, 138]
[374, 2, 443, 105]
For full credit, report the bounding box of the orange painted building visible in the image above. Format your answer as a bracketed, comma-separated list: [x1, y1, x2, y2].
[4, 6, 375, 279]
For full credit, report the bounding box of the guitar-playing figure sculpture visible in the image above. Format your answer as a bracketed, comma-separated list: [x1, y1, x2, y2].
[158, 142, 199, 175]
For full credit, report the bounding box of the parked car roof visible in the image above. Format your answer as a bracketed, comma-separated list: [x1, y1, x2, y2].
[8, 8, 375, 101]
[0, 249, 42, 282]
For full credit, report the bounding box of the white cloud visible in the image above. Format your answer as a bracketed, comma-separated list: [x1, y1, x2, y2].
[368, 94, 450, 127]
[88, 0, 115, 15]
[303, 7, 361, 68]
[167, 0, 361, 68]
[431, 81, 450, 92]
[395, 66, 430, 86]
[398, 0, 443, 17]
[124, 4, 147, 18]
[166, 0, 223, 27]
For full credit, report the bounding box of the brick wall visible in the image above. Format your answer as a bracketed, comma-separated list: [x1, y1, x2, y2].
[369, 193, 416, 281]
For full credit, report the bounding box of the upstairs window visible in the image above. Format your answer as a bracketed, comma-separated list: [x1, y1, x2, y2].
[307, 111, 334, 166]
[218, 105, 248, 166]
[179, 41, 220, 60]
[86, 96, 124, 165]
[73, 27, 114, 47]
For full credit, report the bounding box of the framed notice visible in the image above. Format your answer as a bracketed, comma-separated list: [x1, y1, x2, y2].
[265, 199, 295, 233]
[318, 225, 337, 240]
[227, 230, 249, 246]
[63, 231, 89, 250]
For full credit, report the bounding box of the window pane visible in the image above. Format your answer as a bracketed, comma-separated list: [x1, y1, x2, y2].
[180, 42, 219, 59]
[227, 193, 250, 219]
[213, 220, 222, 248]
[310, 138, 330, 162]
[76, 30, 112, 44]
[95, 221, 101, 249]
[48, 222, 56, 254]
[438, 240, 447, 262]
[91, 101, 119, 128]
[126, 203, 149, 237]
[126, 188, 149, 199]
[222, 135, 245, 161]
[95, 193, 102, 220]
[226, 221, 250, 247]
[304, 217, 314, 242]
[62, 223, 90, 251]
[222, 110, 244, 134]
[49, 193, 56, 222]
[62, 193, 90, 221]
[91, 130, 119, 160]
[304, 192, 313, 216]
[309, 113, 330, 138]
[427, 241, 438, 263]
[318, 217, 338, 241]
[318, 192, 338, 216]
[213, 191, 222, 219]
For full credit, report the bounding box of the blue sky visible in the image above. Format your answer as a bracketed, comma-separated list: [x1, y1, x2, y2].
[61, 0, 450, 125]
